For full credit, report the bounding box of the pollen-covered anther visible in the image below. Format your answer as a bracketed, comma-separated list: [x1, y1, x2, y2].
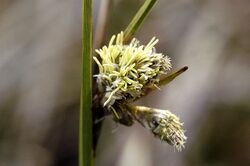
[94, 31, 171, 107]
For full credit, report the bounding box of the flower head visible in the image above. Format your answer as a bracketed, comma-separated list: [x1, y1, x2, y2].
[94, 32, 171, 107]
[94, 32, 187, 151]
[127, 105, 187, 151]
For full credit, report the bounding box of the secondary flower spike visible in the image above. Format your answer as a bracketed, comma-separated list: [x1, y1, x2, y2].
[94, 31, 171, 107]
[126, 105, 187, 151]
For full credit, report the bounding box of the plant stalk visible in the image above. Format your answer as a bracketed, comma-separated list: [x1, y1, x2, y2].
[80, 0, 93, 166]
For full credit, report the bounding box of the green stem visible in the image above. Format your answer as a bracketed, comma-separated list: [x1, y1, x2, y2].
[80, 0, 93, 166]
[124, 0, 158, 43]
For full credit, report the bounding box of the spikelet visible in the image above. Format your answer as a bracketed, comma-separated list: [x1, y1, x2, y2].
[94, 32, 171, 107]
[127, 105, 187, 151]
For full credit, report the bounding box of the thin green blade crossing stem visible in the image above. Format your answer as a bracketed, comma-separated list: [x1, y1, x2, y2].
[80, 0, 93, 166]
[124, 0, 158, 43]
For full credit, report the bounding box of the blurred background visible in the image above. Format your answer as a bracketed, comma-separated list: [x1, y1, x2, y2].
[0, 0, 249, 166]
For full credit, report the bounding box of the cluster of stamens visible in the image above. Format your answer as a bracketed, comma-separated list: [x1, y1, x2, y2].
[94, 32, 186, 151]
